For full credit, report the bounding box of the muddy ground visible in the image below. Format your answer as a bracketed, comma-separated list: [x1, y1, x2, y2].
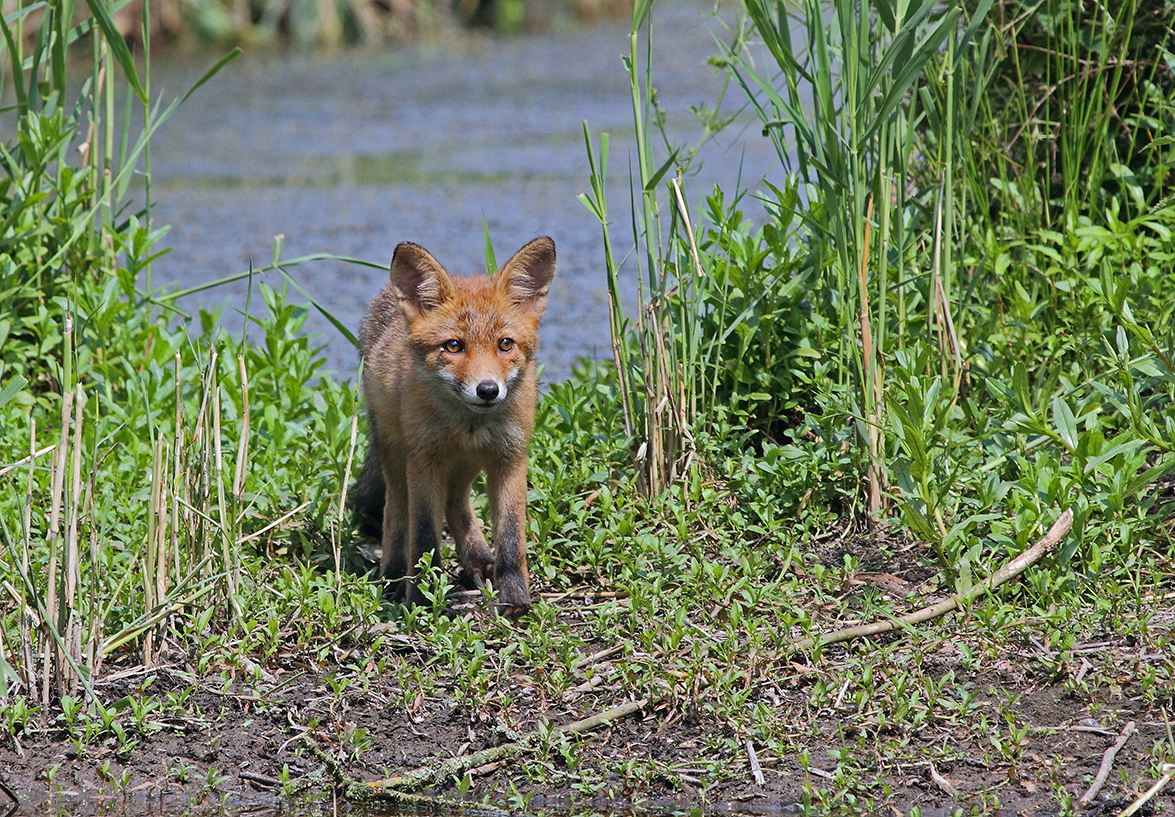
[2, 531, 1173, 817]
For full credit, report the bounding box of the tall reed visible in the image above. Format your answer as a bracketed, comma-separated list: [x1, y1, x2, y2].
[726, 0, 991, 515]
[581, 0, 722, 495]
[2, 342, 265, 702]
[966, 0, 1170, 235]
[0, 0, 237, 704]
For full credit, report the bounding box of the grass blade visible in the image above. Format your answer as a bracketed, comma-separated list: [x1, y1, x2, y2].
[0, 375, 27, 409]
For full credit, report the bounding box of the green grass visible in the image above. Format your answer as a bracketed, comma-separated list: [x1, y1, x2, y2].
[2, 0, 1175, 813]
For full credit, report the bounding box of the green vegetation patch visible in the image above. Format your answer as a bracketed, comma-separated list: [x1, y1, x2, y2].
[1, 0, 1174, 813]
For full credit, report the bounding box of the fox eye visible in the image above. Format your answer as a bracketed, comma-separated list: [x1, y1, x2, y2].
[498, 338, 514, 352]
[442, 339, 464, 354]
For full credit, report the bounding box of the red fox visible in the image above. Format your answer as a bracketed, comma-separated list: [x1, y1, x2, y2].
[350, 237, 556, 621]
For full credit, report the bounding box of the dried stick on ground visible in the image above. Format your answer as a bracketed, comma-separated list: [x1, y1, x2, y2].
[318, 693, 669, 805]
[789, 508, 1074, 653]
[1078, 720, 1136, 807]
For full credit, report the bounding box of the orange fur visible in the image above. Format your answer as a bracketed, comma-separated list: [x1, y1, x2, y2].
[355, 237, 555, 620]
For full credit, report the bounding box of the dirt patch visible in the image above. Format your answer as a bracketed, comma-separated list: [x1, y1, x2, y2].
[3, 630, 1170, 816]
[2, 531, 1173, 816]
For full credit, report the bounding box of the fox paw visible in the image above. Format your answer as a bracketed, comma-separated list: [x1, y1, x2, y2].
[495, 602, 531, 623]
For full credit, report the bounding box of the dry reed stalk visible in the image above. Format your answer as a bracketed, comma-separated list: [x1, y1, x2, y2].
[172, 353, 184, 586]
[213, 350, 228, 567]
[144, 434, 163, 666]
[0, 443, 55, 479]
[857, 195, 884, 516]
[931, 196, 963, 389]
[43, 385, 74, 705]
[155, 437, 170, 656]
[232, 354, 250, 499]
[19, 420, 36, 690]
[64, 385, 85, 693]
[192, 349, 216, 570]
[337, 413, 360, 581]
[85, 446, 101, 675]
[211, 353, 242, 619]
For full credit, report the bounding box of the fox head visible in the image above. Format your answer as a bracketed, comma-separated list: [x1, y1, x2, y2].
[390, 237, 556, 412]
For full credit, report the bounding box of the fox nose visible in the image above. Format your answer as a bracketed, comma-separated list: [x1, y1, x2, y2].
[476, 380, 500, 401]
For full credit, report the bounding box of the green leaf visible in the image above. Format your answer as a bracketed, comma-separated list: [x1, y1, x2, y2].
[642, 147, 681, 193]
[276, 268, 360, 349]
[863, 9, 962, 145]
[955, 0, 995, 68]
[1123, 455, 1175, 499]
[578, 192, 602, 220]
[1051, 396, 1078, 452]
[631, 0, 651, 33]
[82, 0, 148, 103]
[1012, 362, 1033, 415]
[179, 47, 242, 106]
[0, 375, 27, 409]
[0, 7, 32, 114]
[482, 215, 497, 276]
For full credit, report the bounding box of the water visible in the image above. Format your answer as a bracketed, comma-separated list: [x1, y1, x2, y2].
[146, 3, 781, 382]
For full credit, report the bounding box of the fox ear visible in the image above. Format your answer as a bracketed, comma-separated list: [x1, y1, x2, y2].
[390, 242, 454, 318]
[496, 236, 556, 315]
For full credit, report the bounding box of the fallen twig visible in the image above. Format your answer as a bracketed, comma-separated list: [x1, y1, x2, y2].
[305, 737, 498, 811]
[572, 644, 624, 670]
[746, 739, 764, 786]
[790, 508, 1073, 652]
[1078, 720, 1135, 807]
[315, 691, 669, 804]
[929, 762, 959, 797]
[240, 771, 283, 790]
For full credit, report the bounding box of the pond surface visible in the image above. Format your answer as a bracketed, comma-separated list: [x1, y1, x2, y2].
[146, 2, 780, 382]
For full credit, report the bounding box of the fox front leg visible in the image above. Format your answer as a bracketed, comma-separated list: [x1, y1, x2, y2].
[445, 470, 495, 591]
[401, 463, 446, 610]
[379, 456, 410, 597]
[486, 457, 531, 621]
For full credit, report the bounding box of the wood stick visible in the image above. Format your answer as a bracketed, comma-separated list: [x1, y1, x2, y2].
[790, 508, 1073, 652]
[746, 739, 764, 786]
[572, 644, 624, 670]
[307, 693, 670, 806]
[363, 693, 666, 794]
[1078, 720, 1135, 807]
[0, 775, 18, 817]
[0, 443, 56, 479]
[305, 738, 508, 812]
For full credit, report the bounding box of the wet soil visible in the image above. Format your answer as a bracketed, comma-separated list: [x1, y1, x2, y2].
[3, 527, 1171, 816]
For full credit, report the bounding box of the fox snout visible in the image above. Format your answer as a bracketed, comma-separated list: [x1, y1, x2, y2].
[456, 371, 516, 410]
[461, 376, 506, 410]
[476, 380, 501, 401]
[434, 360, 512, 410]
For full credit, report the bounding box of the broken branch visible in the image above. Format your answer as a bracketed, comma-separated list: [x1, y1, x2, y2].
[1079, 720, 1135, 807]
[790, 508, 1073, 652]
